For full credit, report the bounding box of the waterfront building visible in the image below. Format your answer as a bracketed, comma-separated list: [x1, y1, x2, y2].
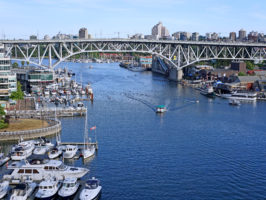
[0, 44, 17, 103]
[151, 22, 169, 39]
[28, 69, 54, 87]
[229, 32, 236, 41]
[140, 56, 152, 69]
[239, 29, 246, 41]
[192, 32, 199, 41]
[29, 35, 37, 40]
[79, 28, 88, 39]
[231, 61, 247, 74]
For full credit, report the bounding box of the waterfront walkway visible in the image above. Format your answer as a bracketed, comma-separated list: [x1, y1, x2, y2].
[7, 107, 86, 118]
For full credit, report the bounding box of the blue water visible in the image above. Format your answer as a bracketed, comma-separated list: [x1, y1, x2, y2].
[5, 61, 266, 199]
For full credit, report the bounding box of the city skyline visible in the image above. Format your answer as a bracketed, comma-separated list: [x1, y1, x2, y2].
[0, 0, 266, 39]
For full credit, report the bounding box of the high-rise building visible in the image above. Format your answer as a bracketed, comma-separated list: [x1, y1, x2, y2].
[151, 22, 169, 39]
[192, 32, 199, 41]
[29, 35, 37, 40]
[172, 32, 181, 40]
[229, 32, 236, 41]
[79, 28, 88, 39]
[239, 29, 246, 41]
[206, 33, 211, 41]
[0, 44, 17, 102]
[248, 31, 258, 42]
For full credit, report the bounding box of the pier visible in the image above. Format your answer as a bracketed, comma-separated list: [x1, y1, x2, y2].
[7, 107, 86, 118]
[60, 142, 98, 150]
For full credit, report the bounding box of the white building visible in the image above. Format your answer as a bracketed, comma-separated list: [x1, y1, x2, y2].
[0, 44, 17, 103]
[151, 22, 170, 39]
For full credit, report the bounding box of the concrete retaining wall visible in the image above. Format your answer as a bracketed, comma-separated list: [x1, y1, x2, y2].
[0, 119, 62, 141]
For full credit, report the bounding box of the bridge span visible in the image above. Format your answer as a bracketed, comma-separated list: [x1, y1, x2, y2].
[1, 39, 266, 69]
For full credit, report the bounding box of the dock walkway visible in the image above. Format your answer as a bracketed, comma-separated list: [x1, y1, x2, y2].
[7, 107, 86, 118]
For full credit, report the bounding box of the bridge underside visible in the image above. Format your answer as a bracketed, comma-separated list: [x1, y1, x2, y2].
[4, 41, 266, 69]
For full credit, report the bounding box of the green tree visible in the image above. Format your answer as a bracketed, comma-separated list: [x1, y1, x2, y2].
[238, 72, 246, 76]
[26, 61, 29, 66]
[0, 106, 8, 129]
[246, 61, 255, 70]
[10, 82, 24, 100]
[12, 62, 19, 68]
[21, 61, 25, 66]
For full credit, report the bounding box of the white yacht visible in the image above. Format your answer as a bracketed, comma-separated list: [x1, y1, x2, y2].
[0, 153, 10, 166]
[229, 91, 257, 101]
[11, 140, 35, 161]
[79, 178, 102, 200]
[58, 177, 80, 199]
[0, 180, 9, 199]
[10, 182, 37, 200]
[35, 178, 61, 200]
[63, 145, 78, 159]
[33, 144, 48, 155]
[48, 147, 62, 159]
[5, 159, 89, 181]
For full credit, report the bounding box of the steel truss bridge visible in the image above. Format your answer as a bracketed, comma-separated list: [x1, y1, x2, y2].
[1, 39, 266, 69]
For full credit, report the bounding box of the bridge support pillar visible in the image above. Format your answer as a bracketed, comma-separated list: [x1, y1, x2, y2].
[168, 68, 183, 81]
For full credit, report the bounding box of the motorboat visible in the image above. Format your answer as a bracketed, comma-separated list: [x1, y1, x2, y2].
[79, 177, 102, 200]
[35, 178, 61, 200]
[63, 145, 78, 159]
[198, 84, 214, 97]
[10, 182, 37, 200]
[0, 180, 9, 198]
[39, 137, 54, 148]
[229, 91, 257, 101]
[58, 177, 80, 199]
[11, 140, 35, 161]
[33, 144, 48, 155]
[5, 159, 89, 181]
[229, 99, 241, 106]
[48, 147, 62, 159]
[156, 105, 167, 113]
[0, 153, 10, 166]
[44, 89, 50, 96]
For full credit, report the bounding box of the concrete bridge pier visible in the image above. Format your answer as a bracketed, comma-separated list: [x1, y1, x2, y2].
[168, 68, 183, 82]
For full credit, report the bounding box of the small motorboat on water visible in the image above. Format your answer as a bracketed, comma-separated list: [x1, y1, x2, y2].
[63, 145, 78, 159]
[199, 84, 214, 97]
[10, 182, 37, 200]
[79, 177, 102, 200]
[11, 140, 35, 161]
[58, 177, 80, 199]
[35, 178, 61, 200]
[0, 153, 10, 166]
[156, 105, 167, 113]
[229, 99, 241, 106]
[48, 147, 62, 159]
[0, 180, 9, 198]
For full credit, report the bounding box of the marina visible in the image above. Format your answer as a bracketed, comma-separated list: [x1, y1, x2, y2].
[0, 61, 266, 200]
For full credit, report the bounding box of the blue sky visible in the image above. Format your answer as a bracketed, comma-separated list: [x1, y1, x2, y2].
[0, 0, 265, 39]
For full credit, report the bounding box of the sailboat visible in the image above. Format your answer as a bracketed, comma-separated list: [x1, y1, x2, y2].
[82, 108, 95, 159]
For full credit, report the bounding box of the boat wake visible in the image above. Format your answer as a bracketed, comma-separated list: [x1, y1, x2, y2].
[124, 93, 157, 112]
